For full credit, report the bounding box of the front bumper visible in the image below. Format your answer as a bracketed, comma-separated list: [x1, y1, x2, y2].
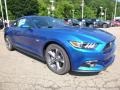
[73, 55, 115, 72]
[68, 43, 115, 72]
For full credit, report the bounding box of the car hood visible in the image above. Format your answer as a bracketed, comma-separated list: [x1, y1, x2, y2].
[52, 26, 115, 43]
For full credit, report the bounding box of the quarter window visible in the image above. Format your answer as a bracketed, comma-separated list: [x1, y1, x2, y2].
[11, 21, 17, 27]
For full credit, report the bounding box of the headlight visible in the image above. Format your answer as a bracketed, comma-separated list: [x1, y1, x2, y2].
[70, 41, 98, 49]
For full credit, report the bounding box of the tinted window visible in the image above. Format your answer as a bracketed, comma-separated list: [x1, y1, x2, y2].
[11, 18, 27, 28]
[32, 18, 48, 28]
[17, 19, 27, 28]
[32, 17, 67, 28]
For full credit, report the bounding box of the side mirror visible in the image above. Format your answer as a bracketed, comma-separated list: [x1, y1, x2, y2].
[21, 24, 30, 28]
[20, 24, 33, 31]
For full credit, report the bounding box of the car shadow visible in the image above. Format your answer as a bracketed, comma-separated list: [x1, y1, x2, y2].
[15, 49, 99, 76]
[69, 71, 99, 76]
[15, 49, 46, 64]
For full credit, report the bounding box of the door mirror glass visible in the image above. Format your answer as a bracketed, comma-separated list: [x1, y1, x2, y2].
[21, 24, 31, 28]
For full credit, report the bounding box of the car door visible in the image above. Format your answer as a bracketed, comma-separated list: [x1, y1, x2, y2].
[13, 18, 37, 54]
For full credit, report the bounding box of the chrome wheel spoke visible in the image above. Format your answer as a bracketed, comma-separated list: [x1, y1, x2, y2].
[59, 59, 65, 63]
[48, 51, 55, 58]
[55, 48, 59, 57]
[56, 61, 62, 70]
[48, 60, 54, 65]
[51, 64, 56, 69]
[56, 56, 65, 63]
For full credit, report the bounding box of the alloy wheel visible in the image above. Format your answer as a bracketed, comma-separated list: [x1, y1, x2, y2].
[45, 44, 70, 75]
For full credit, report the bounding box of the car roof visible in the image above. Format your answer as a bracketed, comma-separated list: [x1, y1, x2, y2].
[23, 15, 51, 19]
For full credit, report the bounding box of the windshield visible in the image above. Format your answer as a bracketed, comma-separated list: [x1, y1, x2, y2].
[32, 17, 67, 28]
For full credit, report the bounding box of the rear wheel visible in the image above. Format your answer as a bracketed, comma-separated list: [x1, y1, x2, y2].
[5, 36, 14, 51]
[45, 44, 70, 75]
[103, 24, 108, 28]
[89, 24, 94, 28]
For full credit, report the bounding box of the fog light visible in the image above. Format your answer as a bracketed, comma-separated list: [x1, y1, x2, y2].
[85, 60, 98, 67]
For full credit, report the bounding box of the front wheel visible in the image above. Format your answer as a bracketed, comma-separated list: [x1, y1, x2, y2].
[5, 36, 14, 51]
[45, 44, 70, 75]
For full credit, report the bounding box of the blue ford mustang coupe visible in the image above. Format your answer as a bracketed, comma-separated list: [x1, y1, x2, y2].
[4, 16, 116, 75]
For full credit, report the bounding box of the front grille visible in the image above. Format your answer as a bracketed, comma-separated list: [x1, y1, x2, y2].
[103, 40, 114, 53]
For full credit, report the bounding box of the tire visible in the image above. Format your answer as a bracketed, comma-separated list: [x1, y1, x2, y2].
[103, 24, 108, 28]
[89, 24, 94, 28]
[5, 36, 14, 51]
[45, 44, 70, 75]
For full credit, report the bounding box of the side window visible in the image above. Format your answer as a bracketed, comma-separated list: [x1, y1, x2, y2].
[17, 19, 27, 28]
[33, 18, 48, 28]
[11, 19, 32, 28]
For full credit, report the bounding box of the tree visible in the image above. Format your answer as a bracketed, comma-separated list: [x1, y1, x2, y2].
[37, 0, 48, 16]
[85, 0, 115, 19]
[84, 6, 96, 18]
[53, 0, 73, 18]
[0, 0, 120, 20]
[2, 0, 39, 19]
